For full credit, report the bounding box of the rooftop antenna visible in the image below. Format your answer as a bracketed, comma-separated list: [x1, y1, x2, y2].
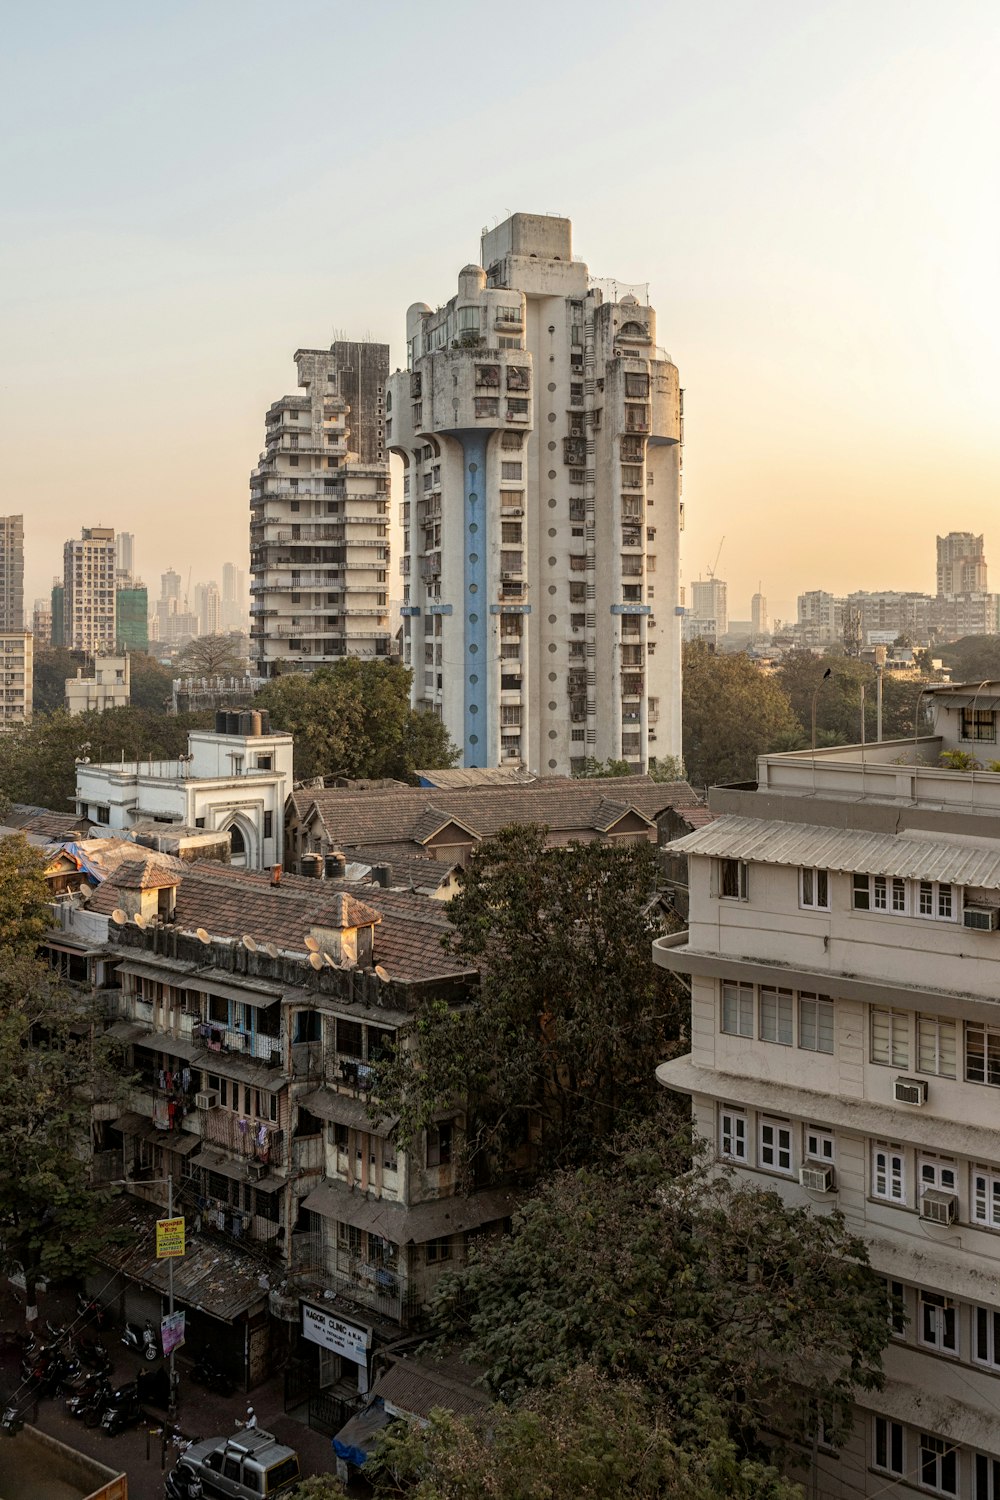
[243, 935, 258, 952]
[309, 951, 323, 971]
[264, 942, 279, 960]
[304, 935, 320, 952]
[374, 964, 390, 982]
[111, 908, 127, 925]
[195, 927, 211, 944]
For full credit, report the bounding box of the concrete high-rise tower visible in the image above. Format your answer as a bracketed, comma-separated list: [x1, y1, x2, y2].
[115, 531, 135, 582]
[387, 213, 682, 773]
[937, 532, 988, 598]
[250, 342, 391, 675]
[63, 526, 116, 653]
[751, 589, 768, 638]
[0, 515, 25, 632]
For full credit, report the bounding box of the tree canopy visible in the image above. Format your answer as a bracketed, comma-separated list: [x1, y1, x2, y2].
[424, 1119, 888, 1464]
[371, 826, 685, 1177]
[128, 652, 176, 712]
[32, 645, 80, 715]
[775, 650, 931, 746]
[682, 642, 802, 787]
[254, 660, 458, 783]
[178, 632, 249, 677]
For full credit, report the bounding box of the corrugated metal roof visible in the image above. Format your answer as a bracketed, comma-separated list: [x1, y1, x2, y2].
[667, 815, 1000, 889]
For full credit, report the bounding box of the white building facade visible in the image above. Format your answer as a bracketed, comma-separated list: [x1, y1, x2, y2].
[250, 343, 391, 676]
[65, 654, 130, 715]
[386, 213, 683, 775]
[64, 527, 116, 654]
[75, 715, 292, 870]
[656, 684, 1000, 1498]
[0, 631, 32, 727]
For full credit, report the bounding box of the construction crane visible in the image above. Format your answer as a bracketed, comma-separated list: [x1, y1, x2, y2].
[706, 537, 726, 581]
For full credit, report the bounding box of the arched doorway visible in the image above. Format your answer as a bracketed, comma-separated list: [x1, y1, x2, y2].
[223, 817, 256, 870]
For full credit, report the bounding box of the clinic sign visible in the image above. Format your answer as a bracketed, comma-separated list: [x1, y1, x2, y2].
[301, 1303, 370, 1366]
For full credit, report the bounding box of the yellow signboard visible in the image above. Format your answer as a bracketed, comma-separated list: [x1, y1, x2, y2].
[156, 1216, 186, 1259]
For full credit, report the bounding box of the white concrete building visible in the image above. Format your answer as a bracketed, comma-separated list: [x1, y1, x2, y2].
[250, 342, 391, 675]
[64, 527, 116, 654]
[74, 714, 292, 870]
[0, 631, 32, 728]
[386, 212, 683, 775]
[690, 577, 727, 638]
[656, 681, 1000, 1498]
[65, 654, 130, 715]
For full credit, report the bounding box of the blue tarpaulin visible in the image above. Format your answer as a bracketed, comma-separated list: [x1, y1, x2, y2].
[332, 1398, 391, 1468]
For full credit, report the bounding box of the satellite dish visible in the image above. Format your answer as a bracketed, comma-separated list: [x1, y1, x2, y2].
[195, 927, 211, 944]
[133, 913, 146, 929]
[304, 935, 320, 952]
[243, 935, 258, 952]
[308, 951, 324, 971]
[264, 943, 279, 960]
[111, 908, 127, 926]
[374, 964, 390, 982]
[322, 953, 336, 968]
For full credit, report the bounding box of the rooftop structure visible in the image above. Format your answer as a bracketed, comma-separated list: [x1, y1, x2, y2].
[65, 653, 130, 716]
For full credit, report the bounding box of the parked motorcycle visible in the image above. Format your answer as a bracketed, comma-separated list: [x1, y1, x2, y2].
[1, 1389, 36, 1436]
[76, 1291, 111, 1330]
[66, 1374, 112, 1421]
[21, 1346, 73, 1397]
[190, 1355, 234, 1396]
[100, 1380, 143, 1435]
[121, 1319, 160, 1361]
[77, 1334, 110, 1374]
[165, 1466, 204, 1500]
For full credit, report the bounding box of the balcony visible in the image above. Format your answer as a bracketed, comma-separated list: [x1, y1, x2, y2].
[201, 1109, 284, 1164]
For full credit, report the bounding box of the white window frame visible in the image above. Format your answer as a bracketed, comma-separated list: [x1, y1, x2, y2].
[918, 1289, 958, 1356]
[974, 1452, 1000, 1499]
[918, 1432, 959, 1496]
[917, 1014, 957, 1078]
[799, 867, 830, 911]
[917, 880, 958, 922]
[805, 1125, 835, 1163]
[971, 1165, 1000, 1228]
[719, 1107, 748, 1163]
[719, 858, 749, 901]
[973, 1305, 1000, 1371]
[919, 1153, 957, 1195]
[798, 993, 834, 1054]
[759, 986, 793, 1046]
[871, 1007, 909, 1068]
[872, 1141, 907, 1204]
[758, 1116, 793, 1175]
[966, 1022, 1000, 1087]
[720, 981, 754, 1038]
[873, 1415, 906, 1477]
[882, 1277, 907, 1338]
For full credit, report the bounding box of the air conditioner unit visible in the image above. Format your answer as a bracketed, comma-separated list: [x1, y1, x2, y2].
[195, 1090, 219, 1110]
[799, 1162, 836, 1193]
[920, 1189, 957, 1226]
[964, 905, 999, 931]
[247, 1161, 267, 1181]
[894, 1077, 928, 1106]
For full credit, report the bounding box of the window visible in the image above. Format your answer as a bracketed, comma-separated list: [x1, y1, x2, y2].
[882, 1278, 907, 1337]
[800, 867, 830, 910]
[873, 1416, 905, 1476]
[719, 859, 748, 900]
[975, 1453, 1000, 1499]
[721, 982, 753, 1038]
[872, 1141, 906, 1203]
[966, 1022, 1000, 1086]
[971, 1166, 1000, 1227]
[853, 872, 907, 913]
[918, 1015, 957, 1077]
[719, 1107, 748, 1163]
[974, 1306, 1000, 1369]
[799, 994, 834, 1053]
[501, 462, 522, 481]
[759, 987, 793, 1045]
[961, 706, 997, 742]
[426, 1122, 453, 1168]
[759, 1117, 792, 1174]
[919, 1154, 957, 1194]
[263, 812, 273, 839]
[805, 1125, 835, 1163]
[919, 1432, 958, 1494]
[425, 1237, 452, 1263]
[871, 1008, 909, 1068]
[917, 880, 956, 920]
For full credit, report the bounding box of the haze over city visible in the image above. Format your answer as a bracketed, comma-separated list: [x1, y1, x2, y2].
[3, 0, 997, 621]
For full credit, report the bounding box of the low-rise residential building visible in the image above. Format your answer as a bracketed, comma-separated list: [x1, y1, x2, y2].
[655, 681, 1000, 1497]
[65, 653, 130, 715]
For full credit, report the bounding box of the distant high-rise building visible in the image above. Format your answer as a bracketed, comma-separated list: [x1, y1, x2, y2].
[50, 581, 65, 647]
[691, 578, 728, 638]
[115, 531, 135, 581]
[32, 597, 52, 643]
[0, 631, 32, 729]
[116, 584, 149, 653]
[221, 562, 247, 632]
[386, 213, 683, 773]
[195, 581, 221, 637]
[250, 341, 391, 677]
[751, 590, 768, 638]
[0, 515, 25, 632]
[63, 527, 116, 654]
[937, 532, 987, 598]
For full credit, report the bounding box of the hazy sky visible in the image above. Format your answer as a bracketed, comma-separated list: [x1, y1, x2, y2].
[3, 0, 997, 624]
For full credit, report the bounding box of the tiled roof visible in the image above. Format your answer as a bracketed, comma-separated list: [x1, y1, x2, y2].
[414, 767, 537, 789]
[372, 1354, 489, 1420]
[7, 805, 90, 838]
[301, 775, 707, 851]
[347, 848, 457, 893]
[110, 857, 182, 891]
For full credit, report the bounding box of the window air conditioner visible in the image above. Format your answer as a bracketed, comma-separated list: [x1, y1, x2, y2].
[195, 1090, 219, 1110]
[247, 1161, 267, 1182]
[920, 1190, 957, 1226]
[964, 905, 999, 931]
[799, 1162, 836, 1193]
[894, 1078, 928, 1106]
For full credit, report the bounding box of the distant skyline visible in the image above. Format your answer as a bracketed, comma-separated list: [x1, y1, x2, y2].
[3, 1, 997, 622]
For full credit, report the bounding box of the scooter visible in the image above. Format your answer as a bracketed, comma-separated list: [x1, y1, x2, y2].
[100, 1380, 143, 1435]
[77, 1380, 115, 1428]
[190, 1354, 234, 1396]
[65, 1373, 110, 1418]
[76, 1291, 111, 1330]
[121, 1319, 160, 1361]
[165, 1466, 203, 1500]
[1, 1389, 37, 1436]
[77, 1334, 110, 1374]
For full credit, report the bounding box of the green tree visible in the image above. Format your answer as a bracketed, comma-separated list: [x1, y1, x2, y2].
[425, 1121, 889, 1461]
[775, 651, 931, 747]
[370, 827, 685, 1176]
[254, 661, 458, 783]
[178, 633, 249, 677]
[572, 758, 634, 779]
[936, 635, 1000, 683]
[682, 642, 801, 787]
[32, 645, 81, 715]
[0, 836, 122, 1321]
[0, 708, 211, 811]
[128, 652, 176, 712]
[286, 1477, 346, 1499]
[369, 1367, 804, 1500]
